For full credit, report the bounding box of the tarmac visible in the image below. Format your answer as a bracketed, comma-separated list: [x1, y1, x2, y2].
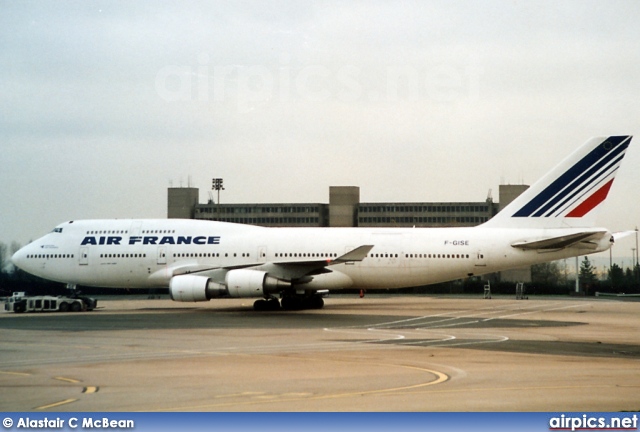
[0, 294, 639, 412]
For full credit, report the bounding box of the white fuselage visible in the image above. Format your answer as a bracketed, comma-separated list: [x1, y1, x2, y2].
[11, 136, 631, 305]
[12, 219, 611, 291]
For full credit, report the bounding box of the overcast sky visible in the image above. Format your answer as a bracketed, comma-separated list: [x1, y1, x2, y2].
[2, 0, 639, 260]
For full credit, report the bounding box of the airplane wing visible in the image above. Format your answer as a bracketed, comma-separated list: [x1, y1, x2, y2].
[170, 245, 374, 282]
[511, 230, 609, 251]
[257, 245, 375, 280]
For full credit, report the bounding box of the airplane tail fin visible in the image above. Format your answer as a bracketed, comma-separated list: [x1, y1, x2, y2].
[482, 136, 633, 229]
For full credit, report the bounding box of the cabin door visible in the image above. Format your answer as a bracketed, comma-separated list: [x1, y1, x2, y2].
[474, 251, 487, 267]
[79, 247, 89, 265]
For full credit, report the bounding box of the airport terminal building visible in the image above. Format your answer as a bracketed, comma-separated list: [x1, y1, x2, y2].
[168, 184, 531, 283]
[168, 185, 528, 229]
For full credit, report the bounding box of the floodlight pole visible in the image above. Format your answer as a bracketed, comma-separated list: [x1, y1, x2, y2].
[636, 227, 640, 267]
[212, 178, 225, 220]
[575, 256, 580, 294]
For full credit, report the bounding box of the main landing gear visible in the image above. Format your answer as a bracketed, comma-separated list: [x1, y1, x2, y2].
[253, 294, 325, 311]
[252, 297, 281, 311]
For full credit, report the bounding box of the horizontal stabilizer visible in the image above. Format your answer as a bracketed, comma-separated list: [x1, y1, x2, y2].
[612, 230, 637, 242]
[511, 231, 608, 250]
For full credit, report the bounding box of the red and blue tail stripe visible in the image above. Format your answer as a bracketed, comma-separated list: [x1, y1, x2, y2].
[512, 136, 631, 218]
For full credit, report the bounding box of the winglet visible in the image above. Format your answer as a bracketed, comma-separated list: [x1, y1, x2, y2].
[331, 245, 374, 264]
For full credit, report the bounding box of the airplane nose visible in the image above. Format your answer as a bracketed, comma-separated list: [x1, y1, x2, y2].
[11, 247, 28, 271]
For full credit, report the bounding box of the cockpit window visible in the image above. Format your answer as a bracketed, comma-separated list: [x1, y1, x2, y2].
[52, 227, 63, 233]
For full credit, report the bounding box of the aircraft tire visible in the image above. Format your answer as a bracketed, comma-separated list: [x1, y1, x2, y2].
[281, 296, 301, 311]
[310, 296, 324, 309]
[281, 296, 324, 310]
[253, 299, 281, 311]
[267, 298, 281, 310]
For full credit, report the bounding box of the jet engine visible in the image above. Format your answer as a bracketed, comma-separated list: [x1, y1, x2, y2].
[169, 270, 291, 302]
[169, 275, 227, 302]
[225, 269, 291, 297]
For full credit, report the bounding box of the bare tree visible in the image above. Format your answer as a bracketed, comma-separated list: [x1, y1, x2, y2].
[7, 242, 21, 273]
[0, 242, 7, 273]
[531, 261, 562, 285]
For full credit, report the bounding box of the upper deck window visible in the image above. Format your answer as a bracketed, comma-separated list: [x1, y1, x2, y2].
[52, 227, 63, 233]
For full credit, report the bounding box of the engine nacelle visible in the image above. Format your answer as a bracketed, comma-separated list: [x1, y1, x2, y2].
[225, 269, 291, 298]
[169, 275, 227, 302]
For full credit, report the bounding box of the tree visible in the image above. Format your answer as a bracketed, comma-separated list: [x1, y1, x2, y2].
[7, 241, 21, 274]
[624, 267, 635, 292]
[608, 263, 625, 291]
[579, 256, 597, 295]
[633, 263, 640, 290]
[531, 261, 562, 285]
[0, 241, 7, 274]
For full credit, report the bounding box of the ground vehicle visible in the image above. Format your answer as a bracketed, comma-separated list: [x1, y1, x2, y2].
[4, 292, 97, 313]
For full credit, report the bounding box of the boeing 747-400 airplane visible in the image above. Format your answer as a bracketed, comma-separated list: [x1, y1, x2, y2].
[12, 136, 633, 310]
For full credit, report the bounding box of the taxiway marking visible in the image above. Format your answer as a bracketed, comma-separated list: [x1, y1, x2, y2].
[0, 370, 31, 377]
[35, 398, 78, 410]
[54, 376, 81, 384]
[151, 358, 449, 411]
